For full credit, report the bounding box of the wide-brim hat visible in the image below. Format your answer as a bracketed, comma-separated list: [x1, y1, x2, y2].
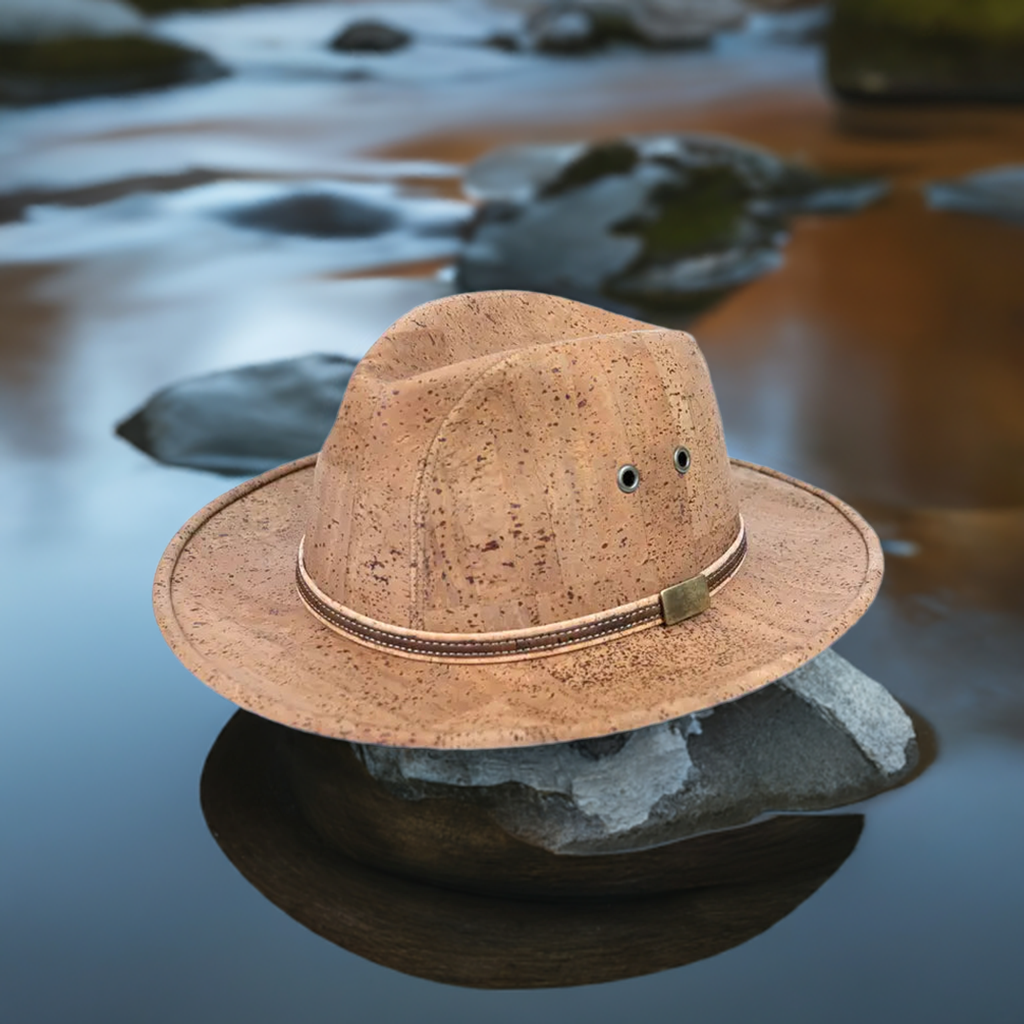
[155, 291, 882, 748]
[201, 710, 864, 989]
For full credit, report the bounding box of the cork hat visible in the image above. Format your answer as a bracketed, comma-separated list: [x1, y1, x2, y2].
[155, 290, 882, 749]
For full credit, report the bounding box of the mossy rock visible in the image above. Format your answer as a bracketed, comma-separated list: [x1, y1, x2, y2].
[0, 35, 224, 104]
[458, 135, 887, 315]
[828, 0, 1024, 101]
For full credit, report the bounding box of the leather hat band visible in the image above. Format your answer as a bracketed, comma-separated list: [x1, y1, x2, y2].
[296, 519, 746, 663]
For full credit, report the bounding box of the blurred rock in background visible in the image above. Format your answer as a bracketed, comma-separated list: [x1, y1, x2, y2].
[828, 0, 1024, 101]
[126, 0, 301, 10]
[0, 0, 224, 103]
[330, 19, 412, 53]
[490, 0, 827, 53]
[116, 354, 357, 476]
[458, 134, 886, 313]
[216, 181, 469, 240]
[926, 166, 1024, 223]
[524, 0, 749, 52]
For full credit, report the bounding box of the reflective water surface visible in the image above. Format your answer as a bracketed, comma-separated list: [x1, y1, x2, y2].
[2, 3, 1024, 1021]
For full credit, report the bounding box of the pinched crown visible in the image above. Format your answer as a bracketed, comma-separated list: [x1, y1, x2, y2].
[301, 291, 739, 635]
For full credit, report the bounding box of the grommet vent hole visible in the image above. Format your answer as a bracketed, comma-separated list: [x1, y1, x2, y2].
[617, 464, 640, 493]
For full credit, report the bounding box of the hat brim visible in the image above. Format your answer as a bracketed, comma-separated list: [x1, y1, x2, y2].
[155, 456, 882, 748]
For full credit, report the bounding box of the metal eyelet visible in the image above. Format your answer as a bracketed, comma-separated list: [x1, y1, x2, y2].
[673, 446, 691, 475]
[617, 464, 640, 493]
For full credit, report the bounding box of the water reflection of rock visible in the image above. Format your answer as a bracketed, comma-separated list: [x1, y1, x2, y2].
[202, 708, 866, 988]
[457, 135, 886, 314]
[117, 353, 356, 475]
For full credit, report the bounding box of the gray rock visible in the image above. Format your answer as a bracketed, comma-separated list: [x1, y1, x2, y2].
[330, 20, 411, 54]
[0, 0, 224, 105]
[526, 0, 748, 52]
[925, 166, 1024, 223]
[224, 191, 400, 240]
[745, 3, 830, 44]
[529, 7, 597, 52]
[0, 33, 224, 104]
[208, 180, 470, 242]
[355, 648, 917, 855]
[116, 353, 356, 475]
[129, 0, 299, 8]
[0, 0, 144, 43]
[631, 0, 749, 43]
[457, 134, 887, 312]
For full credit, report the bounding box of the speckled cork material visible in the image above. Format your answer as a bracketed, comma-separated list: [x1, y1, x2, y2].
[153, 291, 883, 749]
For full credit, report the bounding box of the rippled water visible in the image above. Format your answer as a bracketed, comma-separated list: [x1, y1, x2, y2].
[2, 3, 1024, 1021]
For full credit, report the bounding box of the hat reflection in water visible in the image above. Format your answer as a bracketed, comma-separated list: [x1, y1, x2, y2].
[154, 290, 883, 749]
[201, 709, 869, 990]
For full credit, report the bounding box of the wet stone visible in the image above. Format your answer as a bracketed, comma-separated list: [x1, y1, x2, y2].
[525, 0, 749, 53]
[207, 180, 469, 242]
[127, 0, 304, 10]
[116, 354, 356, 475]
[0, 0, 226, 103]
[925, 167, 1024, 223]
[330, 20, 412, 54]
[827, 0, 1024, 102]
[529, 7, 597, 52]
[356, 649, 918, 855]
[0, 34, 224, 103]
[0, 0, 145, 42]
[458, 134, 887, 312]
[224, 191, 399, 240]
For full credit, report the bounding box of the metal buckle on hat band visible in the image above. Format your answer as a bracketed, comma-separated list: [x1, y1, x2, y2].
[659, 575, 711, 625]
[296, 518, 746, 663]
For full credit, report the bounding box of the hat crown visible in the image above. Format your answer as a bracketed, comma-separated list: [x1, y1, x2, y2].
[303, 292, 739, 633]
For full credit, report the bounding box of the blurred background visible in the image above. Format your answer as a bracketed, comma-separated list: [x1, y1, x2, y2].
[2, 1, 1024, 1021]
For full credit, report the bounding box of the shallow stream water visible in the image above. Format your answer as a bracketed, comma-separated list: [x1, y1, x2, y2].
[2, 3, 1023, 1021]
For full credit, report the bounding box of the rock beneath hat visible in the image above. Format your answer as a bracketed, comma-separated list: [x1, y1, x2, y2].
[827, 0, 1024, 102]
[0, 0, 224, 103]
[355, 648, 918, 855]
[330, 20, 412, 53]
[457, 135, 887, 312]
[116, 354, 356, 476]
[925, 166, 1024, 223]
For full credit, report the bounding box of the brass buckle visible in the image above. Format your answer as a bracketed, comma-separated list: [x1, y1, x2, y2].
[660, 575, 710, 626]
